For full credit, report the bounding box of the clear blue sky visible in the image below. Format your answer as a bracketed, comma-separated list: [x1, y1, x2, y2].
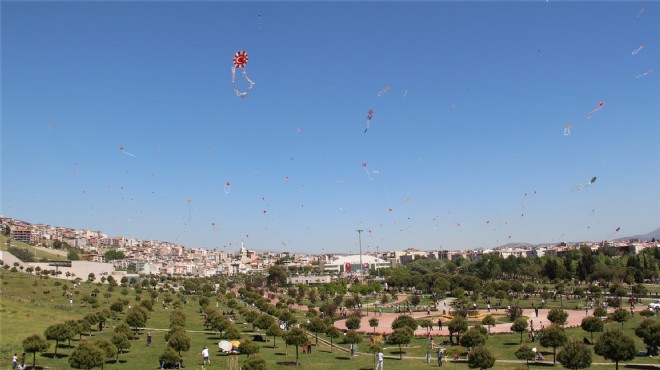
[2, 1, 659, 254]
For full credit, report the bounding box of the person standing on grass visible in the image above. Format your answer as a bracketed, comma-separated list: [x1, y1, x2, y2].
[201, 346, 210, 366]
[147, 332, 152, 347]
[375, 349, 384, 370]
[12, 353, 17, 369]
[437, 349, 443, 367]
[426, 351, 431, 363]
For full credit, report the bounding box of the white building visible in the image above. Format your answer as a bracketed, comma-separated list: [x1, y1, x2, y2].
[322, 255, 389, 274]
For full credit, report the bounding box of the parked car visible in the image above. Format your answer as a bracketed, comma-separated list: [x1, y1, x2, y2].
[648, 300, 660, 310]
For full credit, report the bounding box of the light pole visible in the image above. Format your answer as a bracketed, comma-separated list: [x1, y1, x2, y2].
[356, 229, 364, 283]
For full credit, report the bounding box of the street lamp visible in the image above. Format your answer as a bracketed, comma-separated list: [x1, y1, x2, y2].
[356, 229, 364, 283]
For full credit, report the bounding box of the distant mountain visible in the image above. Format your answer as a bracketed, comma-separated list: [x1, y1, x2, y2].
[614, 227, 660, 242]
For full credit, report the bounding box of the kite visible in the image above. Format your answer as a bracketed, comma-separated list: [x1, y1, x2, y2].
[587, 101, 604, 119]
[572, 176, 597, 192]
[362, 162, 373, 181]
[403, 89, 408, 97]
[631, 42, 645, 55]
[119, 146, 134, 157]
[365, 109, 374, 133]
[187, 199, 192, 221]
[377, 86, 391, 96]
[636, 68, 654, 79]
[231, 51, 255, 98]
[605, 226, 621, 240]
[564, 124, 572, 136]
[224, 182, 231, 194]
[211, 222, 217, 231]
[637, 8, 646, 18]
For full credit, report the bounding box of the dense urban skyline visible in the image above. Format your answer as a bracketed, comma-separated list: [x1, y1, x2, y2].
[2, 2, 659, 253]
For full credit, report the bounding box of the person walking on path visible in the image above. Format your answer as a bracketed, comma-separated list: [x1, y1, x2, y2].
[426, 351, 431, 363]
[375, 350, 384, 370]
[201, 347, 211, 366]
[437, 349, 443, 367]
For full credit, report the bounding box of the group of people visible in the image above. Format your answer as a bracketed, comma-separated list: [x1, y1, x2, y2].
[11, 353, 25, 370]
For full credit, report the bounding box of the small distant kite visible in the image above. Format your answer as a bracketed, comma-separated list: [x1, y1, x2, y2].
[631, 42, 645, 55]
[119, 146, 134, 157]
[572, 176, 597, 192]
[224, 182, 231, 194]
[636, 68, 653, 79]
[362, 162, 373, 181]
[377, 86, 391, 96]
[636, 8, 646, 18]
[231, 51, 255, 98]
[365, 109, 374, 133]
[587, 101, 604, 119]
[187, 199, 192, 221]
[564, 123, 572, 136]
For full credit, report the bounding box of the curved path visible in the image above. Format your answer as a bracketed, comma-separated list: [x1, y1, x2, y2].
[335, 308, 593, 336]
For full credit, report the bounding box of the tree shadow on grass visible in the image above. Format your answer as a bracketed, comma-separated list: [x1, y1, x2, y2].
[276, 361, 299, 366]
[623, 366, 659, 370]
[503, 342, 522, 346]
[275, 352, 287, 356]
[335, 356, 352, 360]
[41, 353, 68, 359]
[107, 359, 127, 364]
[529, 362, 556, 367]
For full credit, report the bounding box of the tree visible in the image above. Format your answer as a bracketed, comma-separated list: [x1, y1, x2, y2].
[448, 316, 468, 343]
[266, 324, 282, 349]
[68, 341, 105, 370]
[23, 334, 49, 370]
[482, 315, 496, 335]
[515, 344, 536, 368]
[593, 306, 607, 318]
[594, 329, 636, 370]
[93, 339, 117, 370]
[125, 309, 147, 336]
[241, 339, 261, 356]
[345, 330, 362, 357]
[511, 317, 529, 344]
[539, 324, 568, 365]
[254, 314, 275, 332]
[283, 327, 308, 366]
[243, 354, 267, 370]
[307, 317, 327, 345]
[461, 326, 487, 348]
[557, 339, 592, 370]
[635, 318, 660, 355]
[610, 308, 631, 329]
[267, 265, 288, 286]
[392, 315, 418, 332]
[369, 317, 379, 334]
[467, 345, 495, 370]
[111, 333, 130, 363]
[167, 329, 191, 357]
[223, 325, 242, 340]
[418, 319, 434, 334]
[345, 316, 362, 331]
[114, 322, 132, 340]
[547, 308, 569, 326]
[159, 347, 180, 368]
[387, 327, 413, 359]
[580, 316, 604, 341]
[326, 326, 342, 352]
[45, 323, 73, 356]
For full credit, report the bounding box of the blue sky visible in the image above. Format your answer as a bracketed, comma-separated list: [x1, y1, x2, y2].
[2, 1, 659, 253]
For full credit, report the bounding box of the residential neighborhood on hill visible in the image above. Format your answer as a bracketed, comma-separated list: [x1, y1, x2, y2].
[1, 216, 658, 280]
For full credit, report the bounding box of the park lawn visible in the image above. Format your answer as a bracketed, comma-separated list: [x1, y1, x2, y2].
[3, 270, 660, 370]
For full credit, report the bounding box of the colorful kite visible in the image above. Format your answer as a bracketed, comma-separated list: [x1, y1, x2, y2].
[224, 182, 231, 194]
[377, 86, 391, 96]
[231, 51, 255, 98]
[362, 162, 373, 181]
[564, 124, 572, 136]
[587, 101, 604, 119]
[365, 109, 374, 133]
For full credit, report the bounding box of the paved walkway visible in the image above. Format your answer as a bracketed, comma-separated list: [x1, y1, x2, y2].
[335, 308, 592, 336]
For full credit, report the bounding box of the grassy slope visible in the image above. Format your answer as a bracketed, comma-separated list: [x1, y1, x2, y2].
[0, 234, 65, 261]
[1, 269, 659, 370]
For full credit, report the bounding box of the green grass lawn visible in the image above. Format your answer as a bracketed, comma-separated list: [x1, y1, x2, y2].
[2, 270, 660, 370]
[0, 235, 66, 261]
